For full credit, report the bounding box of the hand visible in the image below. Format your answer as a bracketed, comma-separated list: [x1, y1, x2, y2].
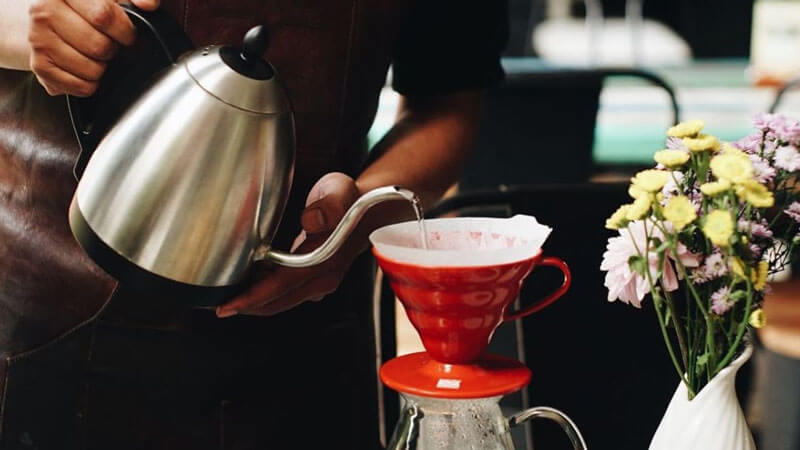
[28, 0, 160, 96]
[216, 172, 362, 318]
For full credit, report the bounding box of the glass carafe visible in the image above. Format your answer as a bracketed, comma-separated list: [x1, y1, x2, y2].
[388, 394, 587, 450]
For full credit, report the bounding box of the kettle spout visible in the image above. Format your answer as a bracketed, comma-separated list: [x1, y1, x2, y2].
[259, 186, 418, 268]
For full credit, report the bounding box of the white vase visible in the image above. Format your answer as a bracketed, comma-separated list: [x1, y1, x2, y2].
[649, 343, 756, 450]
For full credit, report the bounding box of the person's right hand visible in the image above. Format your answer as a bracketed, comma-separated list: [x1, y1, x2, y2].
[28, 0, 160, 97]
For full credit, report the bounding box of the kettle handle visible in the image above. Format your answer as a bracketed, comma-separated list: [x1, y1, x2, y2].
[67, 3, 193, 180]
[508, 406, 588, 450]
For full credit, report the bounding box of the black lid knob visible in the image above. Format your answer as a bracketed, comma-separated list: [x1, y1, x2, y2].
[220, 25, 274, 80]
[242, 26, 269, 62]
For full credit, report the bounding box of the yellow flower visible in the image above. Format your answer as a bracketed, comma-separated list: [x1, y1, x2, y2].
[605, 204, 632, 230]
[710, 153, 754, 184]
[626, 195, 652, 221]
[663, 196, 697, 231]
[628, 184, 647, 199]
[631, 170, 670, 193]
[754, 260, 769, 291]
[721, 143, 749, 159]
[700, 179, 732, 197]
[735, 180, 775, 208]
[730, 258, 768, 289]
[667, 119, 704, 138]
[702, 210, 734, 247]
[749, 309, 767, 328]
[654, 149, 691, 168]
[683, 134, 721, 152]
[731, 258, 747, 279]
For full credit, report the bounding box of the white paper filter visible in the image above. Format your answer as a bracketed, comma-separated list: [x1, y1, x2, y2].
[369, 215, 552, 267]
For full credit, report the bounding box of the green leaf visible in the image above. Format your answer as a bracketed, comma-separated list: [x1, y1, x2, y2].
[731, 290, 748, 302]
[696, 352, 710, 368]
[628, 255, 647, 277]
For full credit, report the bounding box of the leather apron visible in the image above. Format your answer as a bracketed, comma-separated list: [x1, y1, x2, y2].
[0, 1, 411, 448]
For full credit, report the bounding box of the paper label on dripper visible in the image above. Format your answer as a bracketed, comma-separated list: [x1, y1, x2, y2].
[436, 379, 462, 389]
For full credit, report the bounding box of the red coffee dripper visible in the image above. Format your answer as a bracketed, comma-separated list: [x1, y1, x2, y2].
[371, 216, 571, 399]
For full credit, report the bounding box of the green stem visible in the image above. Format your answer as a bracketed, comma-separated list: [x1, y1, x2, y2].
[643, 222, 694, 396]
[714, 277, 753, 373]
[663, 287, 689, 369]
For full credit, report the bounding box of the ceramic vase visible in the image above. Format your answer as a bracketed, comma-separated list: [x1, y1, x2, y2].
[649, 343, 755, 450]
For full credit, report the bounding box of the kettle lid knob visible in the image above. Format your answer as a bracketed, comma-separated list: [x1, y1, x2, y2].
[220, 25, 275, 80]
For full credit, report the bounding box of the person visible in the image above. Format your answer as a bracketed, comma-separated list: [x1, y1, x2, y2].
[0, 0, 508, 448]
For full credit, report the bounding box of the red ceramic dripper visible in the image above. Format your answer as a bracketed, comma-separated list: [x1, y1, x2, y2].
[370, 216, 571, 365]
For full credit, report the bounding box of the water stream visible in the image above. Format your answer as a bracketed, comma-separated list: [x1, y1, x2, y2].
[409, 195, 429, 250]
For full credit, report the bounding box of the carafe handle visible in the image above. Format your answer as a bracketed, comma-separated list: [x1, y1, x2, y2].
[67, 3, 193, 180]
[503, 256, 571, 322]
[508, 406, 588, 450]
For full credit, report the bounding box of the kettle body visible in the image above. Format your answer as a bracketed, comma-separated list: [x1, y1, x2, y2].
[70, 45, 295, 290]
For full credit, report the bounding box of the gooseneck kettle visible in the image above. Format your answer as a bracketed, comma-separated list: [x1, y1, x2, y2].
[67, 6, 413, 304]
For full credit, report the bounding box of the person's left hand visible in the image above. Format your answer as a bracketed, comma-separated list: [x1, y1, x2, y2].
[216, 172, 361, 318]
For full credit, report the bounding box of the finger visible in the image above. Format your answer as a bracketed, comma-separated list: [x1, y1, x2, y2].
[216, 234, 329, 317]
[216, 266, 313, 316]
[30, 55, 98, 96]
[130, 0, 160, 11]
[44, 1, 120, 60]
[64, 0, 136, 46]
[301, 173, 359, 235]
[238, 275, 340, 317]
[32, 28, 106, 81]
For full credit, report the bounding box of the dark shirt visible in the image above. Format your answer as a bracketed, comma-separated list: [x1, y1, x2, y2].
[393, 1, 508, 96]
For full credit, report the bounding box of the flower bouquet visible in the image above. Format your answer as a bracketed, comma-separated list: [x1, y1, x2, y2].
[600, 115, 800, 449]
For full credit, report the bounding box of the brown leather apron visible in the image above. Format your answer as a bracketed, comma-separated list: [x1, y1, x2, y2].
[0, 1, 411, 448]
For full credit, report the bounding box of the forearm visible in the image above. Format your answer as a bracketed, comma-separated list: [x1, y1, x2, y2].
[0, 0, 32, 70]
[358, 90, 482, 205]
[349, 90, 484, 251]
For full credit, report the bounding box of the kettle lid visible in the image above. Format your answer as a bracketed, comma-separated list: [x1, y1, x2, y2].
[219, 26, 274, 80]
[184, 25, 290, 114]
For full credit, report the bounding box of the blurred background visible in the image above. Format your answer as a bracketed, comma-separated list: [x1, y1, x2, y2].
[372, 1, 800, 449]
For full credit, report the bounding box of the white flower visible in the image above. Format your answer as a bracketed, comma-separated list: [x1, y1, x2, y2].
[774, 145, 800, 172]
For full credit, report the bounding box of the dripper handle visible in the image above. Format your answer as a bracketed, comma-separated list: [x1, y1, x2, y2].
[508, 406, 588, 450]
[258, 186, 417, 268]
[503, 256, 571, 322]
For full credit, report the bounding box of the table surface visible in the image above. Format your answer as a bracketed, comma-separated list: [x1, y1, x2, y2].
[368, 58, 800, 165]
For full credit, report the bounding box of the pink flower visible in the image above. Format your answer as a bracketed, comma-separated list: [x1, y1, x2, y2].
[702, 251, 728, 280]
[749, 155, 777, 184]
[601, 221, 699, 308]
[785, 202, 800, 222]
[666, 137, 688, 151]
[735, 133, 762, 154]
[753, 113, 776, 131]
[711, 286, 734, 315]
[738, 219, 774, 239]
[772, 115, 800, 143]
[752, 113, 800, 142]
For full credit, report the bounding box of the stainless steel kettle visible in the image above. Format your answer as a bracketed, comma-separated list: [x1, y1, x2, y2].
[68, 6, 414, 304]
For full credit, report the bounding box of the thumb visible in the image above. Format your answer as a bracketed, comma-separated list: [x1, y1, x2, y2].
[128, 0, 161, 11]
[300, 173, 359, 235]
